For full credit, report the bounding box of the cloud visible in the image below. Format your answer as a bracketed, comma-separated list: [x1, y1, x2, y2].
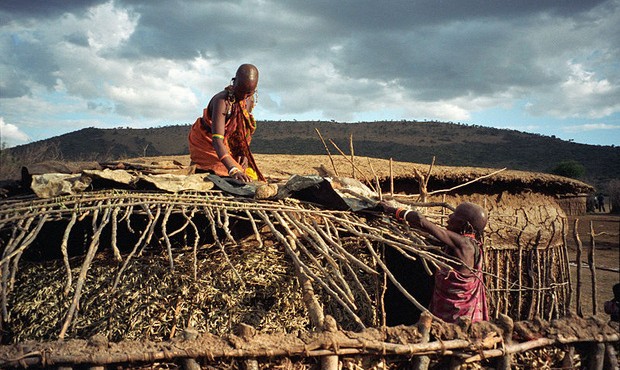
[0, 0, 619, 145]
[563, 123, 620, 132]
[0, 117, 29, 147]
[0, 0, 105, 20]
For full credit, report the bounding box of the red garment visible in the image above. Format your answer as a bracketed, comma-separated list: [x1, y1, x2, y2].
[430, 238, 489, 323]
[188, 87, 265, 181]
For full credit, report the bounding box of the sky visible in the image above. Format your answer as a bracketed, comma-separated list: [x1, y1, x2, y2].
[1, 0, 619, 148]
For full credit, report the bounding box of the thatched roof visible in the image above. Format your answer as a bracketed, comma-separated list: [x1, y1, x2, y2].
[104, 154, 594, 195]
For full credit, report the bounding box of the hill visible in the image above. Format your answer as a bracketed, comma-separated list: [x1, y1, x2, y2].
[2, 120, 619, 190]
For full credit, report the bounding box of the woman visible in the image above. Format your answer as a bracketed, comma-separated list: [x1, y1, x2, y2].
[188, 64, 265, 182]
[381, 201, 489, 323]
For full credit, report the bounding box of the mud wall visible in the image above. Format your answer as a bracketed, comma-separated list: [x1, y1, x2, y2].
[556, 194, 588, 216]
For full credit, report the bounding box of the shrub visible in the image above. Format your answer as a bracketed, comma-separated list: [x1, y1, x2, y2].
[551, 160, 586, 179]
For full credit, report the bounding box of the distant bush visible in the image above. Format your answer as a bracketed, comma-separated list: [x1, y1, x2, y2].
[551, 160, 586, 179]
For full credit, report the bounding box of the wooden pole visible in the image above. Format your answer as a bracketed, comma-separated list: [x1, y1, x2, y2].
[586, 343, 605, 370]
[495, 314, 514, 370]
[286, 236, 337, 370]
[350, 133, 355, 179]
[561, 216, 572, 316]
[412, 312, 432, 370]
[588, 221, 598, 315]
[181, 328, 201, 370]
[389, 158, 394, 196]
[560, 345, 575, 369]
[314, 128, 339, 176]
[604, 344, 619, 369]
[573, 218, 583, 317]
[321, 316, 339, 370]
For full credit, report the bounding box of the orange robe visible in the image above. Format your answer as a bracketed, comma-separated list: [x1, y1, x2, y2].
[188, 89, 265, 181]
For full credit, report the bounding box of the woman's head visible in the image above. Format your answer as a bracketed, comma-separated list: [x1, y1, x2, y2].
[232, 64, 259, 100]
[447, 202, 488, 238]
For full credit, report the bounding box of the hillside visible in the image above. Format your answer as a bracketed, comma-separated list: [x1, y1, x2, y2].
[2, 120, 619, 190]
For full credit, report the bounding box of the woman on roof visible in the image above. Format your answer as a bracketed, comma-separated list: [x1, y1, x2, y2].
[188, 64, 265, 182]
[380, 201, 489, 323]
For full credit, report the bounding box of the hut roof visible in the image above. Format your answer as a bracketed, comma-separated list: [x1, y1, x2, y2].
[119, 154, 594, 195]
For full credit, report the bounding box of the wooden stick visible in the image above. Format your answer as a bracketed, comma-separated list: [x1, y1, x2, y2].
[561, 217, 572, 315]
[61, 213, 77, 296]
[367, 158, 382, 201]
[161, 205, 175, 271]
[427, 168, 506, 196]
[314, 128, 339, 176]
[363, 238, 438, 320]
[350, 133, 355, 179]
[389, 158, 394, 196]
[258, 211, 364, 329]
[205, 207, 244, 286]
[110, 206, 122, 262]
[112, 204, 159, 291]
[281, 213, 357, 309]
[271, 212, 360, 318]
[412, 312, 432, 370]
[573, 218, 583, 317]
[328, 139, 377, 193]
[244, 210, 264, 248]
[0, 321, 617, 368]
[287, 236, 324, 329]
[181, 207, 200, 280]
[588, 221, 597, 315]
[59, 206, 111, 339]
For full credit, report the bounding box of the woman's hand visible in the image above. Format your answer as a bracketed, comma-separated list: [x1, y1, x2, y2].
[231, 169, 251, 183]
[238, 156, 249, 170]
[379, 200, 397, 215]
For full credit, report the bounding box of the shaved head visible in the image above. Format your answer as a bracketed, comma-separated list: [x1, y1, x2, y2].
[233, 64, 259, 99]
[449, 202, 488, 235]
[235, 64, 259, 83]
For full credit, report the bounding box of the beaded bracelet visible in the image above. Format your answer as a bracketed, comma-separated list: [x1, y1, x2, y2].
[395, 208, 405, 220]
[228, 166, 240, 176]
[212, 133, 225, 140]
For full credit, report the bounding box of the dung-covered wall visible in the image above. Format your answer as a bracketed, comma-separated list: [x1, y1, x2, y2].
[556, 194, 588, 216]
[427, 191, 571, 321]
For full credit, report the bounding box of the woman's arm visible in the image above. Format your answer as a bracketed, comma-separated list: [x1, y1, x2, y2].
[381, 201, 475, 269]
[211, 96, 250, 182]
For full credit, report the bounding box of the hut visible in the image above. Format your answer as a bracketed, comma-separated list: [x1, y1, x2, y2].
[0, 154, 615, 369]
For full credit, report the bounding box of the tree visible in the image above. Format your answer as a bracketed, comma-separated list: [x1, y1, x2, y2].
[551, 160, 586, 179]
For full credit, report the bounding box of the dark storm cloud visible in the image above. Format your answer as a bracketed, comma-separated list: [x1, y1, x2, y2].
[0, 34, 59, 98]
[0, 0, 618, 147]
[114, 1, 292, 61]
[280, 0, 610, 29]
[330, 22, 558, 101]
[0, 0, 105, 19]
